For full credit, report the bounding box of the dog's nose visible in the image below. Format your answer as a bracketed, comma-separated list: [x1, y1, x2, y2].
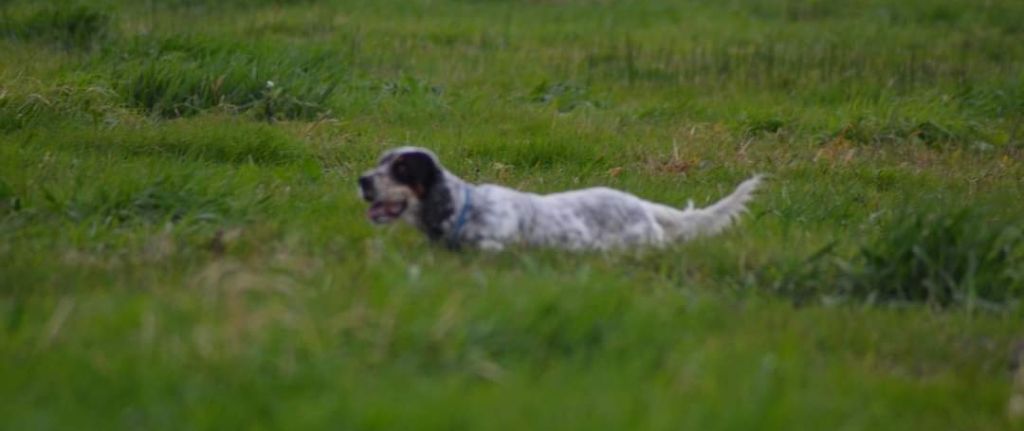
[358, 176, 375, 201]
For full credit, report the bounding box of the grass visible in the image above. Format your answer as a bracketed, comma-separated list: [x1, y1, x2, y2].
[1, 0, 1023, 429]
[101, 35, 345, 120]
[769, 207, 1024, 308]
[0, 4, 113, 49]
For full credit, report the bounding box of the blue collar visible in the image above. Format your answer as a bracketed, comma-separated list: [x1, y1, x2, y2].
[448, 186, 471, 245]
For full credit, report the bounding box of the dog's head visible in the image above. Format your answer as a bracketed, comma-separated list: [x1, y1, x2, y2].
[358, 147, 444, 224]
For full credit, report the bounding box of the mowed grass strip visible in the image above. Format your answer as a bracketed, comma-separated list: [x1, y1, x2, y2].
[1, 0, 1023, 429]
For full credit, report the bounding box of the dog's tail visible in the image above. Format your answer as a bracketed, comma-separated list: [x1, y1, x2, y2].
[651, 175, 763, 242]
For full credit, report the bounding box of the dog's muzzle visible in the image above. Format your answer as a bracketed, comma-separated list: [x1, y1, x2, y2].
[358, 174, 407, 223]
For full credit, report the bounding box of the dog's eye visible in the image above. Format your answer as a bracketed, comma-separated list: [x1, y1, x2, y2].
[394, 162, 407, 175]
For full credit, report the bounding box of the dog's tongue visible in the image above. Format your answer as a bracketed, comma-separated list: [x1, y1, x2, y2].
[368, 202, 389, 219]
[367, 201, 402, 221]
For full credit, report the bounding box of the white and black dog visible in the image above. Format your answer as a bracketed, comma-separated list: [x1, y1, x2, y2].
[358, 146, 762, 251]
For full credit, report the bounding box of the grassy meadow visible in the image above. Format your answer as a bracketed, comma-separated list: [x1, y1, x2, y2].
[2, 0, 1023, 429]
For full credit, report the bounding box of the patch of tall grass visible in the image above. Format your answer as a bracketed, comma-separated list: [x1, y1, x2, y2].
[0, 83, 122, 132]
[770, 207, 1024, 309]
[102, 36, 344, 120]
[0, 4, 113, 49]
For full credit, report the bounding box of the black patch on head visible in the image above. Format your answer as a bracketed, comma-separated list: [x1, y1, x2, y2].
[421, 184, 455, 243]
[391, 152, 440, 197]
[390, 151, 456, 242]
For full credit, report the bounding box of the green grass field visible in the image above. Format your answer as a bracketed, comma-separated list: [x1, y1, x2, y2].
[2, 0, 1023, 429]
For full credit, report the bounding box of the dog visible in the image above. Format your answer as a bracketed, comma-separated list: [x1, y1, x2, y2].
[358, 146, 762, 251]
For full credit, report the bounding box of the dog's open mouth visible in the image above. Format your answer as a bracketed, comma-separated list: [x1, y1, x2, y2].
[367, 200, 407, 223]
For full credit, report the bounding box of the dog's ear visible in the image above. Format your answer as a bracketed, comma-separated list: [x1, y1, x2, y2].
[391, 151, 441, 197]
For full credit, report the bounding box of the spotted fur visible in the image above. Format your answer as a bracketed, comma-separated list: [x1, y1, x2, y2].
[358, 146, 763, 251]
